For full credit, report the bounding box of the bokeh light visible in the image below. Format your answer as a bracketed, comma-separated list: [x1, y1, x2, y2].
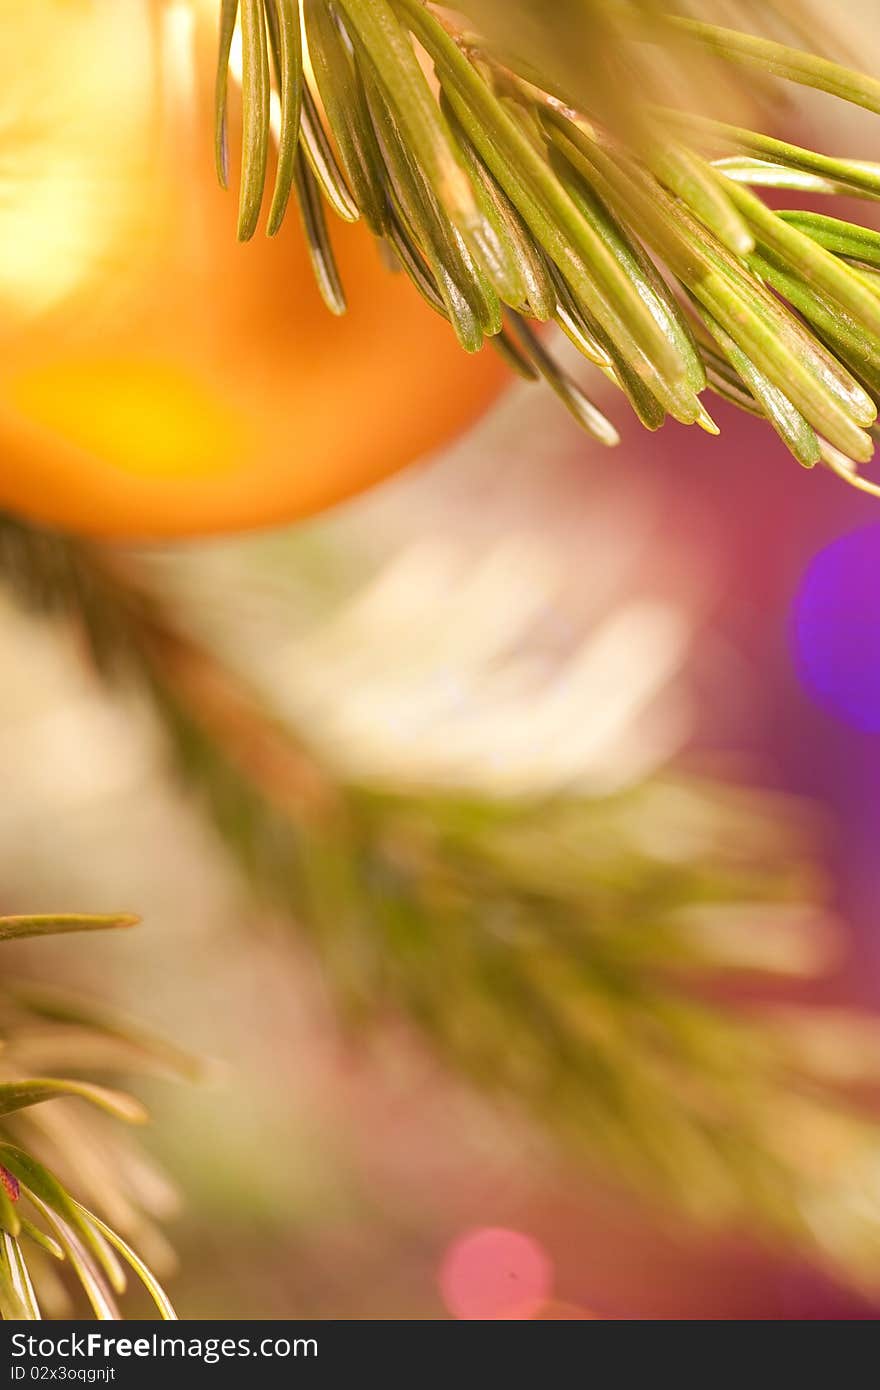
[792, 524, 880, 732]
[438, 1227, 553, 1320]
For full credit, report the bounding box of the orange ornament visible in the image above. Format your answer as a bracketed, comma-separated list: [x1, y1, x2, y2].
[0, 2, 507, 540]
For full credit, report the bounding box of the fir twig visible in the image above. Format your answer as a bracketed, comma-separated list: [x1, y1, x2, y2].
[215, 0, 880, 496]
[0, 911, 181, 1320]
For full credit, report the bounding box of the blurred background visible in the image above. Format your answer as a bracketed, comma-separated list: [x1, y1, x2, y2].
[3, 0, 880, 1320]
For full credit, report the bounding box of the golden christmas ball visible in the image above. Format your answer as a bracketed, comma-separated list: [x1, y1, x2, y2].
[0, 1, 507, 539]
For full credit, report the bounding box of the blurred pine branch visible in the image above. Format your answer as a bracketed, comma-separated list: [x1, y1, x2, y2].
[5, 514, 880, 1291]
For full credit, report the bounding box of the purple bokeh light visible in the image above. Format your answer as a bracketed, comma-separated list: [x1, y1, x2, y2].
[793, 524, 880, 733]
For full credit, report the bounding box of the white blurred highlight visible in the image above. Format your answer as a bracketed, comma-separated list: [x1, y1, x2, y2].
[270, 536, 693, 797]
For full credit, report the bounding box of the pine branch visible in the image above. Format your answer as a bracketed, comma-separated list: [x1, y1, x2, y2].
[215, 0, 880, 495]
[6, 515, 880, 1290]
[0, 912, 182, 1320]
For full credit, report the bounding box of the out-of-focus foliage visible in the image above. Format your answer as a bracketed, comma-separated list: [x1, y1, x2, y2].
[4, 509, 880, 1295]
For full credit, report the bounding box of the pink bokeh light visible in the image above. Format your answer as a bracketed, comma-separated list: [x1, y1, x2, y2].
[438, 1226, 553, 1320]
